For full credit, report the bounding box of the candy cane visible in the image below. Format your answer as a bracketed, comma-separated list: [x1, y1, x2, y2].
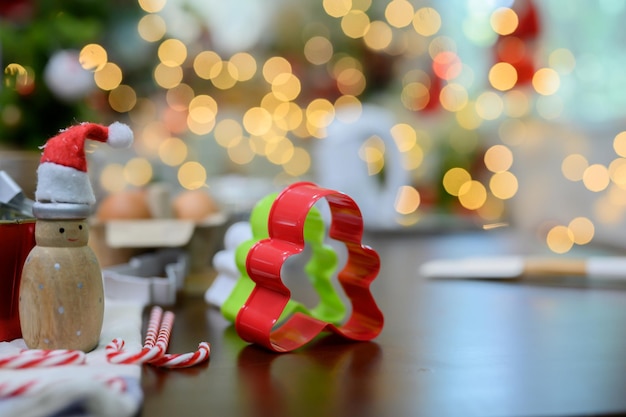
[105, 338, 163, 365]
[106, 306, 209, 368]
[144, 305, 163, 349]
[0, 349, 86, 369]
[148, 342, 211, 369]
[106, 307, 176, 364]
[154, 310, 174, 354]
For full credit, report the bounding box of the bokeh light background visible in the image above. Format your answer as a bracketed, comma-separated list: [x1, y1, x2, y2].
[6, 0, 626, 253]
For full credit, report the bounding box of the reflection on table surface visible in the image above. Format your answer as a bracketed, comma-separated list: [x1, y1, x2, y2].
[141, 229, 626, 417]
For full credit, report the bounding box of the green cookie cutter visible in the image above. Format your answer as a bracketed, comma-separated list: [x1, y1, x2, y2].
[221, 192, 346, 324]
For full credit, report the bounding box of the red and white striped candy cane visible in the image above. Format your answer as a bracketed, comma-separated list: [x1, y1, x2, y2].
[105, 338, 163, 365]
[154, 310, 174, 354]
[106, 306, 209, 368]
[0, 349, 86, 369]
[106, 307, 175, 364]
[148, 342, 211, 369]
[143, 305, 163, 349]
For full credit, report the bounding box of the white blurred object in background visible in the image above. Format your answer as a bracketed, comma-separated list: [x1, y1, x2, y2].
[313, 104, 412, 230]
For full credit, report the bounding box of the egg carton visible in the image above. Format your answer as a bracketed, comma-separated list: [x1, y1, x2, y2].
[102, 249, 189, 306]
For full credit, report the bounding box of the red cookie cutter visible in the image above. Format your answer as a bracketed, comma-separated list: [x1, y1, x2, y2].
[235, 181, 384, 352]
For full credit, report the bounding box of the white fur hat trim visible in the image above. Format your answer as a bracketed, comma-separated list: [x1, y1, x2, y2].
[35, 162, 96, 205]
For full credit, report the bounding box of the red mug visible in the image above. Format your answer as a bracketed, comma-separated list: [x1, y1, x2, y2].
[0, 219, 36, 342]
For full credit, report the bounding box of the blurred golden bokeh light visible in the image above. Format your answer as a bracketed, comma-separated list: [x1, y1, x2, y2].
[458, 180, 487, 210]
[490, 7, 519, 36]
[79, 44, 107, 71]
[484, 145, 513, 173]
[124, 157, 153, 186]
[443, 167, 471, 197]
[583, 164, 610, 192]
[158, 39, 187, 67]
[100, 163, 126, 193]
[364, 21, 393, 51]
[562, 154, 588, 182]
[153, 63, 183, 89]
[158, 137, 188, 166]
[394, 185, 421, 215]
[440, 83, 468, 112]
[306, 99, 335, 130]
[193, 51, 222, 80]
[94, 62, 122, 91]
[532, 68, 560, 95]
[489, 62, 517, 91]
[569, 217, 595, 245]
[609, 158, 626, 186]
[613, 131, 626, 157]
[263, 57, 292, 83]
[489, 171, 518, 200]
[138, 0, 165, 13]
[341, 10, 370, 39]
[137, 14, 166, 42]
[385, 0, 414, 28]
[271, 73, 301, 102]
[413, 7, 441, 37]
[108, 85, 137, 113]
[323, 0, 352, 18]
[229, 52, 257, 81]
[243, 107, 273, 136]
[178, 161, 207, 190]
[546, 225, 574, 254]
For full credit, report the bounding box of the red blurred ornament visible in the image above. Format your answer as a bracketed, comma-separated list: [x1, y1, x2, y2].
[511, 0, 540, 39]
[0, 0, 34, 22]
[422, 72, 443, 113]
[492, 0, 541, 88]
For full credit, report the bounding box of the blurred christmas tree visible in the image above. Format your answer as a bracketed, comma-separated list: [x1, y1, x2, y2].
[0, 0, 135, 149]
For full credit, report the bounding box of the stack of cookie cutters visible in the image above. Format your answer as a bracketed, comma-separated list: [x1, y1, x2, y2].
[235, 181, 384, 352]
[221, 191, 345, 325]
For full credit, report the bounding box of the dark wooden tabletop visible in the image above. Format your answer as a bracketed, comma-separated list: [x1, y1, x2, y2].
[139, 229, 626, 417]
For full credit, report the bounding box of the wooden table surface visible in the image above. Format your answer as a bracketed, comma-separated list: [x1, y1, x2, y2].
[140, 229, 626, 417]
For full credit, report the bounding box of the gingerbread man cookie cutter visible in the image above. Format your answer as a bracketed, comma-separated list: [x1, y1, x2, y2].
[222, 192, 345, 325]
[235, 182, 384, 352]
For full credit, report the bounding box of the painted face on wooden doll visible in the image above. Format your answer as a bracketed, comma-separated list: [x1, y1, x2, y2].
[35, 219, 89, 247]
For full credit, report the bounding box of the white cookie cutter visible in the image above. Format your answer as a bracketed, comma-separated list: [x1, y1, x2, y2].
[103, 249, 189, 306]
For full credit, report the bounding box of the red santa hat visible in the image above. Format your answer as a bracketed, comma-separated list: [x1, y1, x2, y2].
[35, 122, 133, 205]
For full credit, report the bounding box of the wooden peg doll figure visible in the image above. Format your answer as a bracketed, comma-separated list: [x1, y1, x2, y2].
[19, 121, 133, 352]
[20, 210, 103, 351]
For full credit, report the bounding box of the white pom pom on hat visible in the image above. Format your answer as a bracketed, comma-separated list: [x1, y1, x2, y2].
[35, 122, 134, 206]
[107, 121, 133, 149]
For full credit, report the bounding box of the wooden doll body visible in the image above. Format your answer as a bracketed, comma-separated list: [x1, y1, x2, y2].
[19, 218, 104, 352]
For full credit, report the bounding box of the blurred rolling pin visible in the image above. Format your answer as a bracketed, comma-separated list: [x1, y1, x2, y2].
[419, 256, 626, 281]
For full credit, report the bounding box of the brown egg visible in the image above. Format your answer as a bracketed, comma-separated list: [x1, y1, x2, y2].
[96, 190, 152, 220]
[173, 189, 219, 221]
